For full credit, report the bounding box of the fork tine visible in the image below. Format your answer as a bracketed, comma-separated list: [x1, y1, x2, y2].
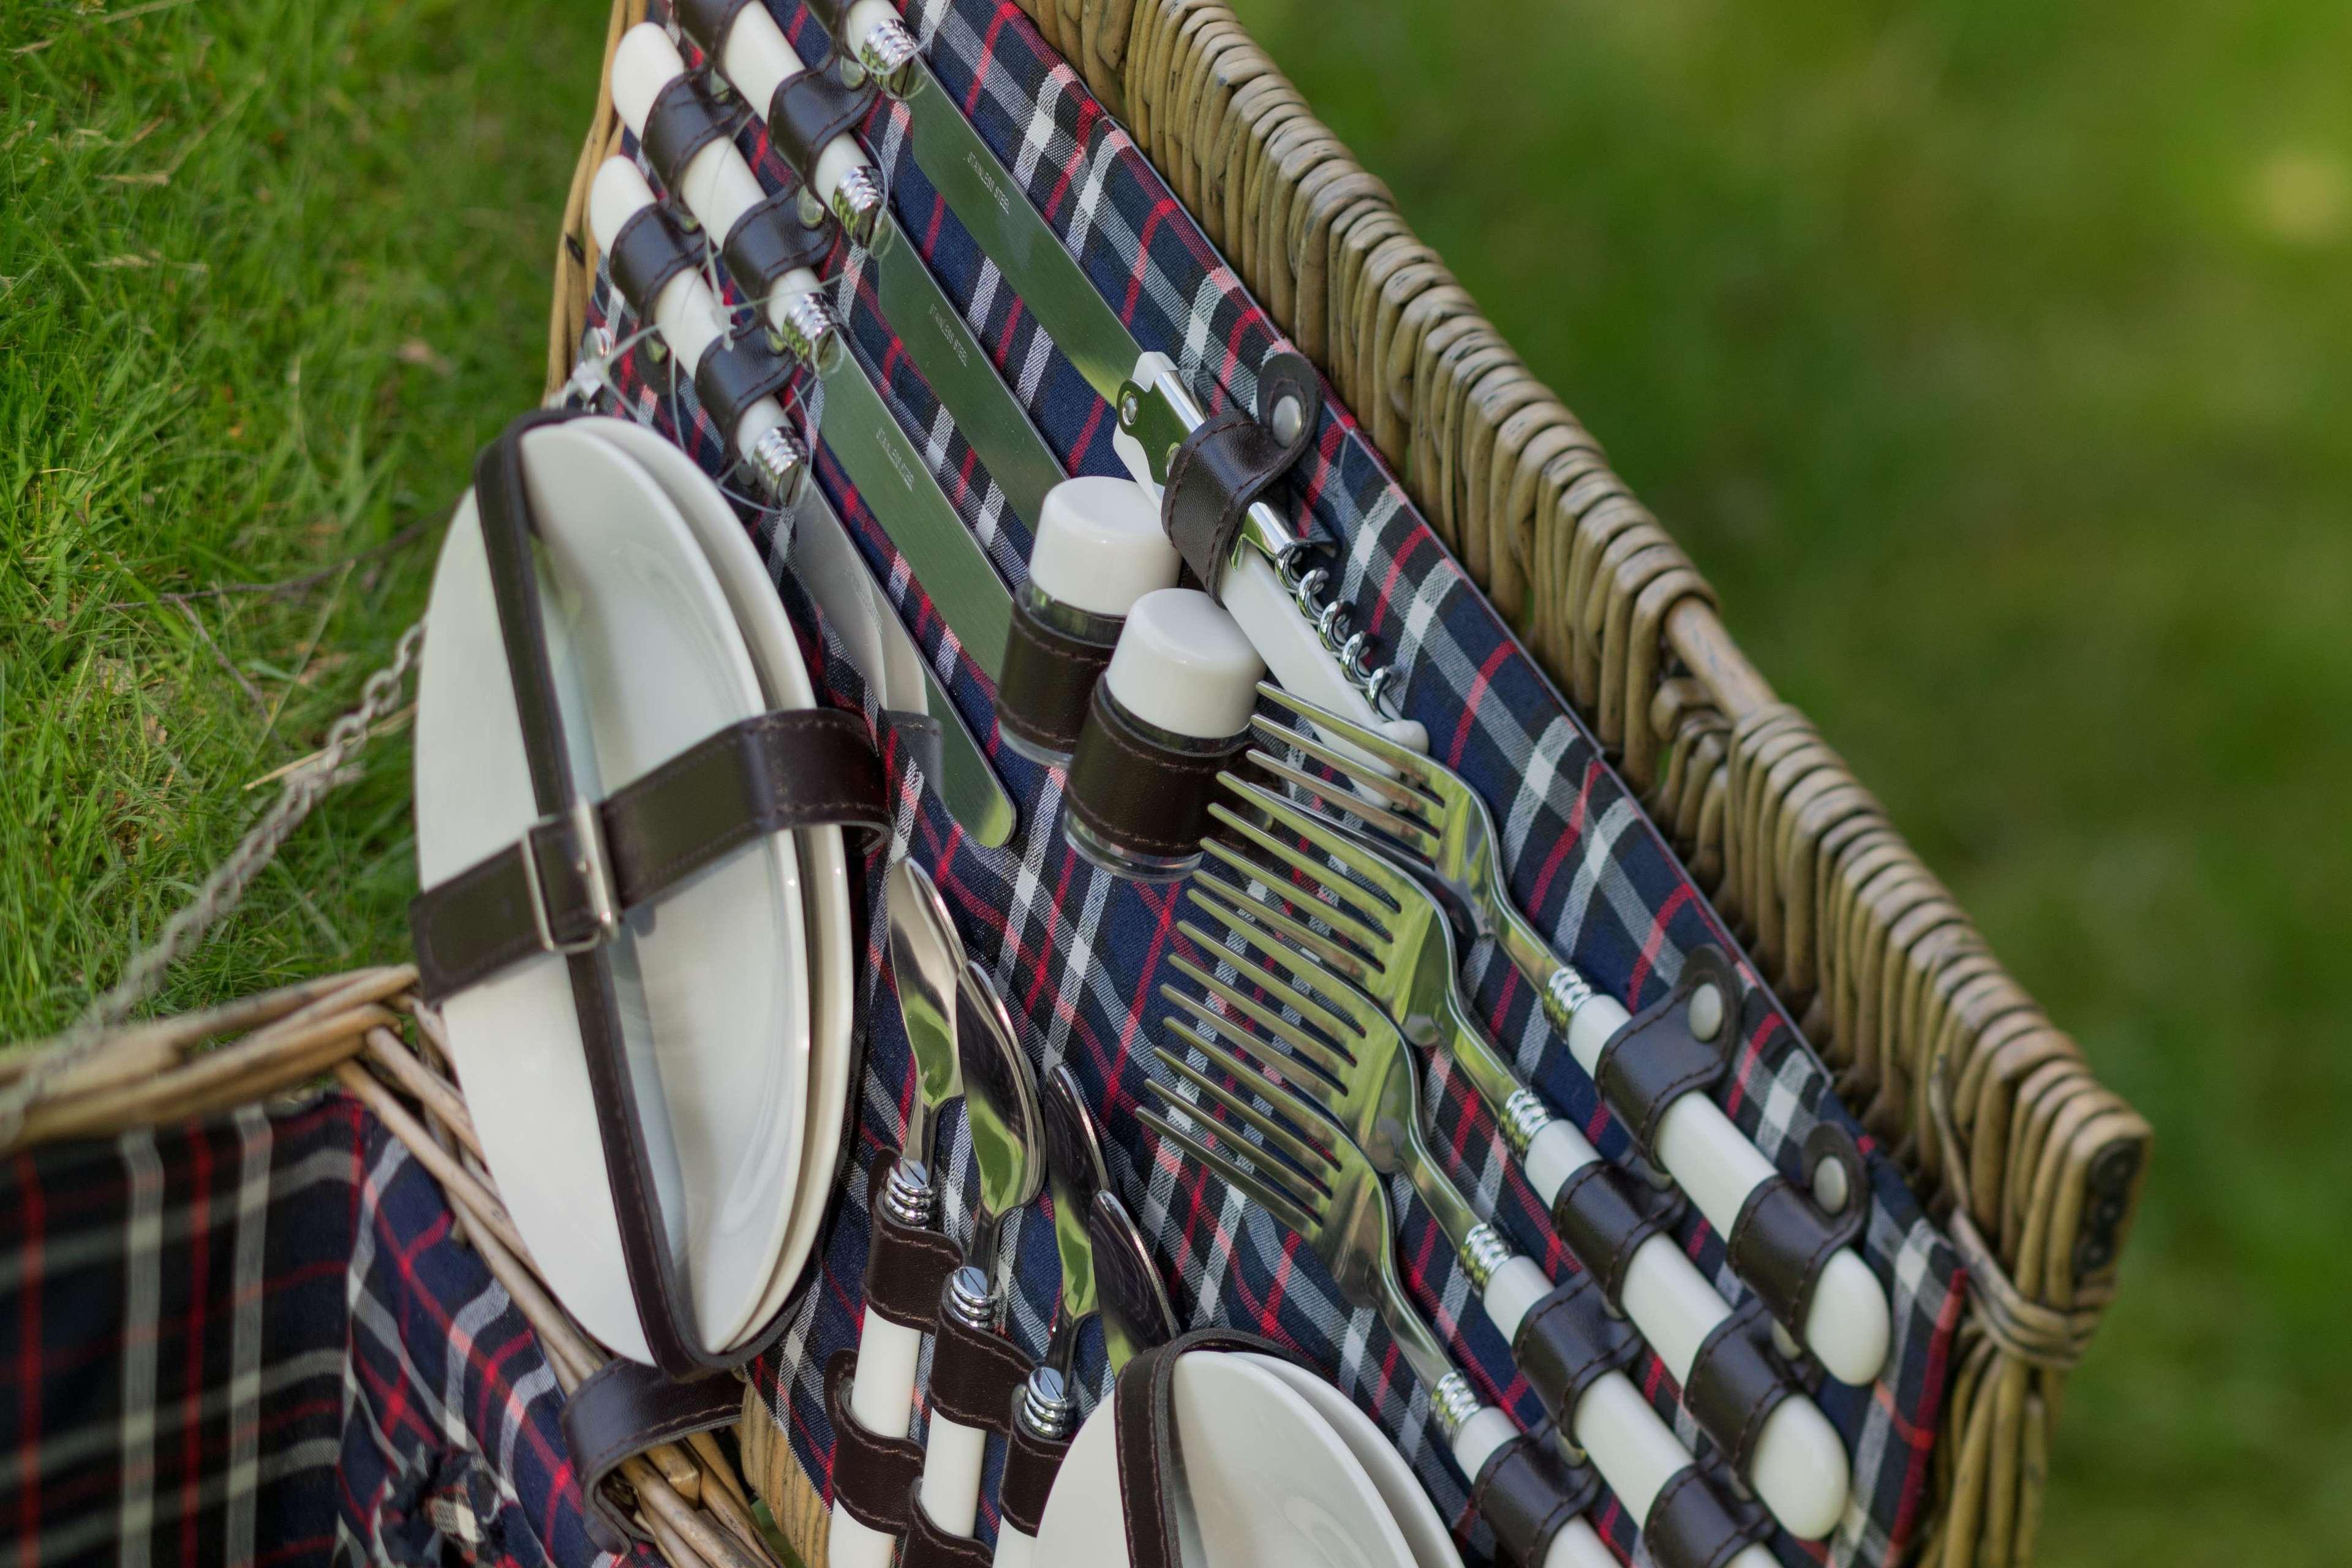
[1203, 809, 1396, 946]
[1171, 1017, 1351, 1132]
[1155, 1047, 1339, 1185]
[1194, 847, 1389, 969]
[1140, 1108, 1320, 1237]
[1188, 873, 1383, 990]
[1245, 748, 1444, 863]
[1167, 947, 1359, 1064]
[1161, 978, 1355, 1086]
[1217, 776, 1425, 911]
[1251, 681, 1447, 797]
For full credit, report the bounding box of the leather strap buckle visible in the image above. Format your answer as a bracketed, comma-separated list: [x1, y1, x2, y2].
[522, 797, 620, 956]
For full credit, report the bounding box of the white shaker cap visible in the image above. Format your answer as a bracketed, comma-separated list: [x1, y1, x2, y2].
[1027, 477, 1180, 617]
[1103, 589, 1264, 740]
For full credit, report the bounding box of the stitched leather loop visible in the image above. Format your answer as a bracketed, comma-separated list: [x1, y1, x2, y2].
[999, 1416, 1074, 1538]
[1643, 1461, 1773, 1568]
[639, 71, 736, 189]
[1592, 944, 1743, 1163]
[606, 204, 703, 322]
[410, 708, 888, 1000]
[1727, 1120, 1871, 1339]
[1159, 350, 1319, 595]
[927, 1307, 1033, 1433]
[691, 331, 796, 456]
[1065, 682, 1246, 859]
[1510, 1272, 1642, 1435]
[862, 1164, 963, 1330]
[767, 68, 876, 186]
[824, 1349, 927, 1537]
[562, 1359, 742, 1551]
[998, 594, 1120, 756]
[1471, 1430, 1602, 1568]
[1682, 1297, 1796, 1479]
[722, 188, 836, 298]
[1547, 1158, 1686, 1306]
[1112, 1329, 1299, 1568]
[900, 1482, 995, 1568]
[669, 0, 758, 58]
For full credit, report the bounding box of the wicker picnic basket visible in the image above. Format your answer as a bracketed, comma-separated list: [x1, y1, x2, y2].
[546, 1, 2152, 1562]
[0, 3, 2143, 1567]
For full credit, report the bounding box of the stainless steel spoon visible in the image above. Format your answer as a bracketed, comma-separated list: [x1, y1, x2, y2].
[1090, 1191, 1178, 1373]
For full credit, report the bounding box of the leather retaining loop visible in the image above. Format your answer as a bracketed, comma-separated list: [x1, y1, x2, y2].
[862, 1159, 963, 1331]
[1643, 1460, 1773, 1568]
[1547, 1157, 1686, 1307]
[767, 67, 877, 188]
[1112, 1328, 1302, 1568]
[1509, 1272, 1642, 1447]
[691, 330, 797, 457]
[1159, 349, 1321, 597]
[1592, 944, 1743, 1164]
[638, 70, 738, 190]
[722, 187, 837, 300]
[606, 204, 704, 323]
[1727, 1120, 1871, 1343]
[824, 1349, 928, 1537]
[1471, 1427, 1602, 1568]
[999, 1417, 1073, 1540]
[562, 1359, 742, 1552]
[1064, 681, 1246, 860]
[1682, 1297, 1797, 1480]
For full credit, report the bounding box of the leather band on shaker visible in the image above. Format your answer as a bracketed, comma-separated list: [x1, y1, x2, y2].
[1065, 683, 1245, 859]
[1591, 944, 1743, 1163]
[767, 69, 876, 187]
[1726, 1120, 1871, 1339]
[1547, 1156, 1686, 1307]
[562, 1358, 743, 1551]
[998, 594, 1118, 756]
[1471, 1430, 1602, 1568]
[1158, 351, 1319, 597]
[409, 707, 888, 1000]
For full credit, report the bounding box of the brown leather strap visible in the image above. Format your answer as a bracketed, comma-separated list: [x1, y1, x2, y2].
[1510, 1272, 1642, 1436]
[1065, 682, 1247, 859]
[824, 1349, 928, 1537]
[722, 188, 836, 300]
[1471, 1430, 1602, 1568]
[864, 1163, 963, 1331]
[900, 1482, 995, 1568]
[1548, 1158, 1686, 1306]
[638, 70, 737, 190]
[1727, 1120, 1871, 1340]
[1593, 944, 1743, 1162]
[1642, 1461, 1772, 1568]
[670, 0, 759, 60]
[409, 707, 888, 1000]
[998, 1416, 1073, 1539]
[692, 330, 797, 456]
[767, 68, 876, 188]
[927, 1306, 1033, 1433]
[606, 203, 702, 321]
[1112, 1329, 1297, 1568]
[1682, 1298, 1795, 1479]
[1158, 352, 1319, 597]
[997, 594, 1119, 758]
[562, 1359, 743, 1551]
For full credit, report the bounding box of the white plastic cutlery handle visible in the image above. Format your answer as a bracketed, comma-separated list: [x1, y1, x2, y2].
[992, 1525, 1034, 1568]
[1448, 1409, 1615, 1568]
[827, 1310, 925, 1567]
[707, 0, 873, 209]
[1560, 995, 1891, 1386]
[918, 1413, 990, 1537]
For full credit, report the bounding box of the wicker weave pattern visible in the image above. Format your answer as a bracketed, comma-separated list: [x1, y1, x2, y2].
[1007, 4, 2152, 1564]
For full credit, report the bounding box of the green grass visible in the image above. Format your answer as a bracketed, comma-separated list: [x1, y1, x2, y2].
[1224, 0, 2352, 1559]
[7, 0, 2344, 1560]
[1, 0, 603, 1031]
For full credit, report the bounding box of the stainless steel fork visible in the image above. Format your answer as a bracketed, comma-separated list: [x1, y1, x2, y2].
[1170, 894, 1852, 1537]
[1136, 1080, 1615, 1568]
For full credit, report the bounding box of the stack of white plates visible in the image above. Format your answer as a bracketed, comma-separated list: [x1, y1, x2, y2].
[412, 418, 855, 1365]
[1034, 1349, 1463, 1568]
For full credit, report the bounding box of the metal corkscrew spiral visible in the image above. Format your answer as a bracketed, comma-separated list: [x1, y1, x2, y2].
[1275, 538, 1403, 717]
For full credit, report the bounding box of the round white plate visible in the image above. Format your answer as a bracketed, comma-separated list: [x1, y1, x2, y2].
[1237, 1354, 1462, 1568]
[415, 422, 805, 1362]
[1034, 1351, 1417, 1568]
[573, 417, 856, 1327]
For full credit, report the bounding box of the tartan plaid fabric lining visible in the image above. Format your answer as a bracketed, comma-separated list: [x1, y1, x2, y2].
[579, 1, 1968, 1564]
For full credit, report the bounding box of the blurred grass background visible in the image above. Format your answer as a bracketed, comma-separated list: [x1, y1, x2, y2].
[4, 0, 2344, 1561]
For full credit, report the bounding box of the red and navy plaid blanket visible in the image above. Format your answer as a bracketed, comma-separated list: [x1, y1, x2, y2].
[0, 2, 1963, 1566]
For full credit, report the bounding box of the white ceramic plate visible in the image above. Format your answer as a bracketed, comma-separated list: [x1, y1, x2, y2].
[415, 423, 806, 1362]
[575, 418, 856, 1324]
[1237, 1354, 1462, 1568]
[1034, 1351, 1418, 1568]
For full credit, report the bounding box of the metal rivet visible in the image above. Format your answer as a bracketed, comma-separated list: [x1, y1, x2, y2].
[1269, 393, 1304, 446]
[1119, 390, 1140, 426]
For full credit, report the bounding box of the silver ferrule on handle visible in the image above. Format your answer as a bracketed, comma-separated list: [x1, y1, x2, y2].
[1016, 1366, 1076, 1441]
[882, 1155, 936, 1227]
[1494, 902, 1602, 1038]
[769, 288, 843, 369]
[944, 1264, 996, 1331]
[746, 423, 812, 505]
[1499, 1088, 1556, 1159]
[1429, 1370, 1482, 1444]
[831, 164, 887, 247]
[852, 16, 921, 97]
[1458, 1223, 1515, 1295]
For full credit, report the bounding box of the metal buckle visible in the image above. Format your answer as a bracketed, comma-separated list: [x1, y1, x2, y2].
[521, 798, 620, 956]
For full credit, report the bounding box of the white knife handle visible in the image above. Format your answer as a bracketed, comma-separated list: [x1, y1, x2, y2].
[1449, 1409, 1615, 1568]
[1113, 352, 1427, 755]
[1562, 993, 1891, 1386]
[992, 1525, 1034, 1568]
[708, 0, 873, 209]
[918, 1413, 990, 1536]
[826, 1280, 929, 1567]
